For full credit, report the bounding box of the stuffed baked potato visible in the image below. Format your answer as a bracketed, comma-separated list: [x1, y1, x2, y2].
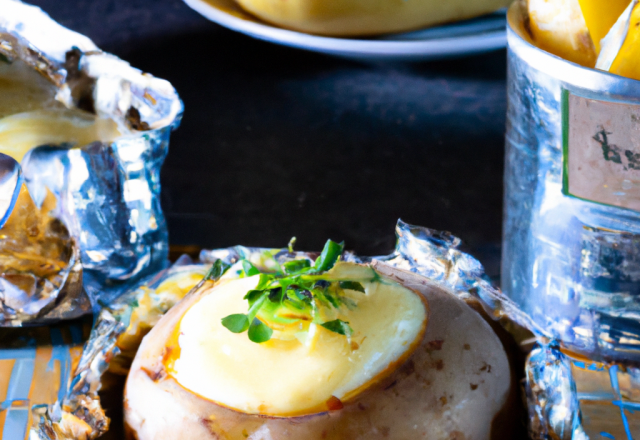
[124, 242, 518, 440]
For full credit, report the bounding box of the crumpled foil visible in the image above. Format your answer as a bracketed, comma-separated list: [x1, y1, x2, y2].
[503, 2, 640, 365]
[26, 220, 533, 439]
[523, 340, 640, 440]
[0, 0, 182, 326]
[22, 219, 633, 439]
[30, 256, 210, 440]
[525, 343, 588, 440]
[500, 4, 640, 439]
[0, 154, 84, 326]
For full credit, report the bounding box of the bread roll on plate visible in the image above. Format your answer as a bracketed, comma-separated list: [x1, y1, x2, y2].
[232, 0, 511, 36]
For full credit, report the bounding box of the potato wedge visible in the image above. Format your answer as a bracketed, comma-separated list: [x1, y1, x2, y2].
[524, 0, 596, 67]
[124, 261, 516, 440]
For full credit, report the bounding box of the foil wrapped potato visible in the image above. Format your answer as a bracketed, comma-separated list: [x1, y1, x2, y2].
[124, 245, 518, 439]
[0, 0, 182, 325]
[33, 222, 526, 440]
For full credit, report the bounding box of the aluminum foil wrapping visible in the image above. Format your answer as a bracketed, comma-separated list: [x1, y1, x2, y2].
[374, 221, 640, 439]
[503, 1, 640, 365]
[502, 3, 640, 439]
[524, 341, 640, 439]
[525, 343, 588, 440]
[0, 0, 183, 326]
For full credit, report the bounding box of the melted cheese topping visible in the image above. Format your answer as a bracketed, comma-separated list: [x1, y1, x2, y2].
[0, 109, 122, 162]
[0, 58, 121, 162]
[167, 263, 427, 416]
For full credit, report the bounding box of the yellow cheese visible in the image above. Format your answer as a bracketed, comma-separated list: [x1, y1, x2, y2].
[607, 2, 640, 80]
[0, 110, 121, 163]
[166, 263, 427, 416]
[577, 0, 631, 52]
[0, 58, 121, 162]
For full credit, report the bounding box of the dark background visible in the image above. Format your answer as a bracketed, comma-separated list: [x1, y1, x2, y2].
[28, 0, 507, 279]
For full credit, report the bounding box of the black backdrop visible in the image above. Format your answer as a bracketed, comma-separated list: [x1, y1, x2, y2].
[28, 0, 508, 279]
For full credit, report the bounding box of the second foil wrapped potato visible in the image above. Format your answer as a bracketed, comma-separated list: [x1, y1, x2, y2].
[0, 0, 182, 325]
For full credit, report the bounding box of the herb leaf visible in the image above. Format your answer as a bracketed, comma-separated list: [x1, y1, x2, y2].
[244, 290, 264, 306]
[322, 292, 341, 309]
[321, 319, 353, 336]
[268, 287, 284, 303]
[247, 292, 269, 321]
[248, 318, 273, 343]
[288, 236, 296, 253]
[310, 240, 344, 273]
[221, 314, 250, 333]
[242, 260, 260, 277]
[220, 239, 362, 343]
[293, 288, 312, 303]
[283, 259, 311, 275]
[205, 259, 231, 281]
[341, 297, 357, 310]
[339, 281, 365, 293]
[255, 273, 272, 290]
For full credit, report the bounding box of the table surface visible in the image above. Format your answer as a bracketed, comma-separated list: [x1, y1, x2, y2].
[28, 0, 508, 280]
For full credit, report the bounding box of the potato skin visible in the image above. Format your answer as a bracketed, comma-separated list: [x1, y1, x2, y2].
[124, 262, 517, 440]
[234, 0, 511, 36]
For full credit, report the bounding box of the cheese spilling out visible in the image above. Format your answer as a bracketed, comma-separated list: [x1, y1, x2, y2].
[166, 262, 428, 416]
[111, 266, 209, 375]
[0, 58, 121, 162]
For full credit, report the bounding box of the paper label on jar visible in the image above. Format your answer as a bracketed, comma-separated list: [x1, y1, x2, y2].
[563, 89, 640, 212]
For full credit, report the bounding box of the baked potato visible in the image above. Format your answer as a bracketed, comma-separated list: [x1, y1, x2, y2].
[233, 0, 511, 37]
[124, 245, 517, 440]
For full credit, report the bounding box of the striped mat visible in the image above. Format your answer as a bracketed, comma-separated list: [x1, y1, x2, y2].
[0, 320, 90, 440]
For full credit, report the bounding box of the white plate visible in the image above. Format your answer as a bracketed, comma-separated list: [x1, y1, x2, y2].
[183, 0, 506, 62]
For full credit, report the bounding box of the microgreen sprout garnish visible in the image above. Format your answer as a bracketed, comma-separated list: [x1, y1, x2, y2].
[339, 281, 366, 293]
[205, 259, 231, 281]
[220, 239, 369, 344]
[320, 319, 353, 337]
[288, 236, 297, 253]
